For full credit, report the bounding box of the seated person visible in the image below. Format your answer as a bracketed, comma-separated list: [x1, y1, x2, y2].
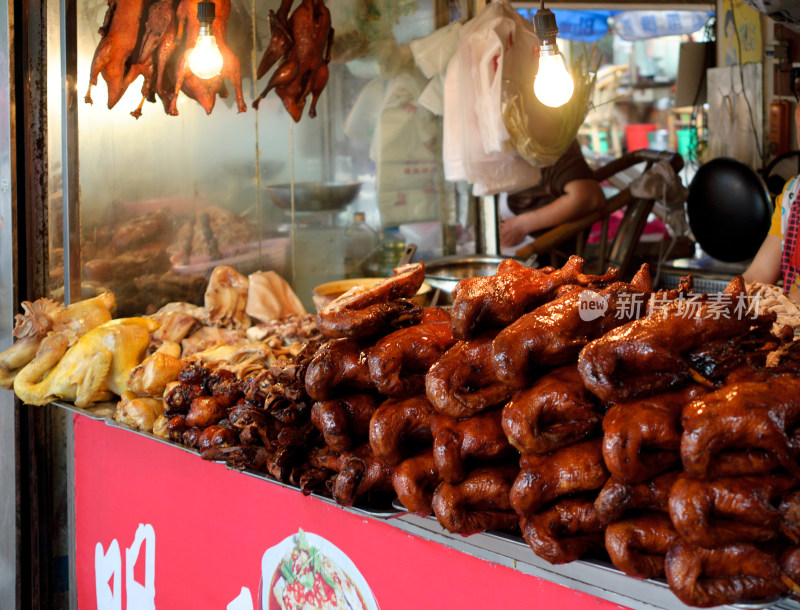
[499, 140, 606, 250]
[744, 103, 800, 302]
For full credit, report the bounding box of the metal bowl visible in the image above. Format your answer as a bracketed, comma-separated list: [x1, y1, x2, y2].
[265, 181, 362, 212]
[423, 255, 520, 294]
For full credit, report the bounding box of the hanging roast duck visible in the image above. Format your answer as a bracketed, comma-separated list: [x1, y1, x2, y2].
[168, 0, 247, 115]
[253, 0, 334, 121]
[86, 0, 246, 116]
[85, 0, 147, 108]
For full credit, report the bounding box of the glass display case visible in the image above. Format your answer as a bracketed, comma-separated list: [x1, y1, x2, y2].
[50, 0, 460, 315]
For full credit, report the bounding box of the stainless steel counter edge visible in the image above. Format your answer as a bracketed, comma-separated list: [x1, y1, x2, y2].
[53, 401, 800, 610]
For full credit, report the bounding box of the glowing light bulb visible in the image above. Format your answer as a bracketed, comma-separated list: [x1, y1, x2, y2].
[534, 46, 574, 108]
[532, 6, 574, 108]
[188, 26, 223, 79]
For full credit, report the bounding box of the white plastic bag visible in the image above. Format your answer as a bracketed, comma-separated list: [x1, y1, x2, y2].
[373, 70, 442, 226]
[442, 0, 543, 196]
[410, 21, 462, 79]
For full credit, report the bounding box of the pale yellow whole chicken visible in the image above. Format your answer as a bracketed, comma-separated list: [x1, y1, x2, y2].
[14, 317, 159, 407]
[0, 292, 115, 389]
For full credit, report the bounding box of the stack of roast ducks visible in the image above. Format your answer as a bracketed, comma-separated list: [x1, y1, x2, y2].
[7, 256, 800, 607]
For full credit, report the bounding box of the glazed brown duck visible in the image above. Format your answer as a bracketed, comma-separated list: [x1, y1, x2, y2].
[780, 546, 800, 596]
[310, 393, 379, 452]
[331, 443, 394, 507]
[605, 512, 679, 578]
[425, 333, 512, 418]
[316, 263, 425, 340]
[303, 338, 373, 402]
[392, 449, 439, 516]
[449, 256, 617, 340]
[521, 497, 606, 564]
[366, 309, 455, 397]
[432, 408, 512, 484]
[510, 439, 609, 518]
[594, 470, 679, 523]
[253, 0, 334, 121]
[256, 0, 294, 79]
[681, 374, 800, 479]
[431, 464, 520, 535]
[578, 276, 773, 403]
[780, 490, 800, 542]
[501, 364, 602, 455]
[665, 541, 785, 607]
[602, 385, 706, 483]
[368, 395, 436, 466]
[668, 474, 795, 548]
[492, 264, 651, 389]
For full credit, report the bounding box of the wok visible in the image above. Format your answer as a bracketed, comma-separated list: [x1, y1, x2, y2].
[686, 158, 772, 263]
[422, 255, 518, 294]
[265, 181, 362, 212]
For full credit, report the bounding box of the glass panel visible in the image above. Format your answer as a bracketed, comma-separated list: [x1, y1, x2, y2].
[74, 0, 452, 315]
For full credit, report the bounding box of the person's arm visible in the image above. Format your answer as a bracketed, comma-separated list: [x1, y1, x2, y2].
[743, 234, 782, 285]
[500, 179, 606, 248]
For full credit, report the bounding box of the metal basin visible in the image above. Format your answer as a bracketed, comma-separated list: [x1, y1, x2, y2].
[265, 181, 362, 212]
[422, 255, 518, 294]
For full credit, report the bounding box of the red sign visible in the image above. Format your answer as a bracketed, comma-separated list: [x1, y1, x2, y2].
[74, 415, 629, 609]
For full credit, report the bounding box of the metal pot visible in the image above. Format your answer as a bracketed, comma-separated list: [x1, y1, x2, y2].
[422, 255, 519, 294]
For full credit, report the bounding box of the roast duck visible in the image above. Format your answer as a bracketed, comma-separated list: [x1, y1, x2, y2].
[253, 0, 334, 121]
[85, 0, 247, 117]
[10, 253, 800, 608]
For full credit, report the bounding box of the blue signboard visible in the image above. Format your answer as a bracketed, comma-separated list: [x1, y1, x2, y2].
[613, 11, 712, 41]
[517, 9, 612, 43]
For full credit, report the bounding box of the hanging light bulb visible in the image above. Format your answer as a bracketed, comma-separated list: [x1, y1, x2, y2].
[532, 3, 574, 108]
[188, 1, 224, 80]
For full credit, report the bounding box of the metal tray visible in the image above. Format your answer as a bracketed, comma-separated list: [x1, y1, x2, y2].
[55, 400, 405, 519]
[52, 400, 115, 421]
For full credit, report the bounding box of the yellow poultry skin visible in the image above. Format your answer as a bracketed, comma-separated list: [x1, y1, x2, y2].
[0, 292, 115, 390]
[14, 317, 159, 407]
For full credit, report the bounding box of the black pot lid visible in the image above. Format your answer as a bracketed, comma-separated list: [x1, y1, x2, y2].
[686, 157, 773, 263]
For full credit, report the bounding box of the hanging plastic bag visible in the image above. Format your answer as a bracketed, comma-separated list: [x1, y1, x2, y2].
[443, 0, 543, 196]
[372, 69, 442, 226]
[410, 20, 462, 79]
[344, 77, 385, 146]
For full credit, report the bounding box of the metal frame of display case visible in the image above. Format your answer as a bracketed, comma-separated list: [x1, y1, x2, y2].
[0, 0, 16, 605]
[15, 1, 785, 609]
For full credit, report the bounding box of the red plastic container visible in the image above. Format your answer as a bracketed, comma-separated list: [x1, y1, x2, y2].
[625, 123, 657, 152]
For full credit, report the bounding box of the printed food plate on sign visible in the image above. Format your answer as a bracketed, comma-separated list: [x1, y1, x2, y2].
[259, 529, 379, 610]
